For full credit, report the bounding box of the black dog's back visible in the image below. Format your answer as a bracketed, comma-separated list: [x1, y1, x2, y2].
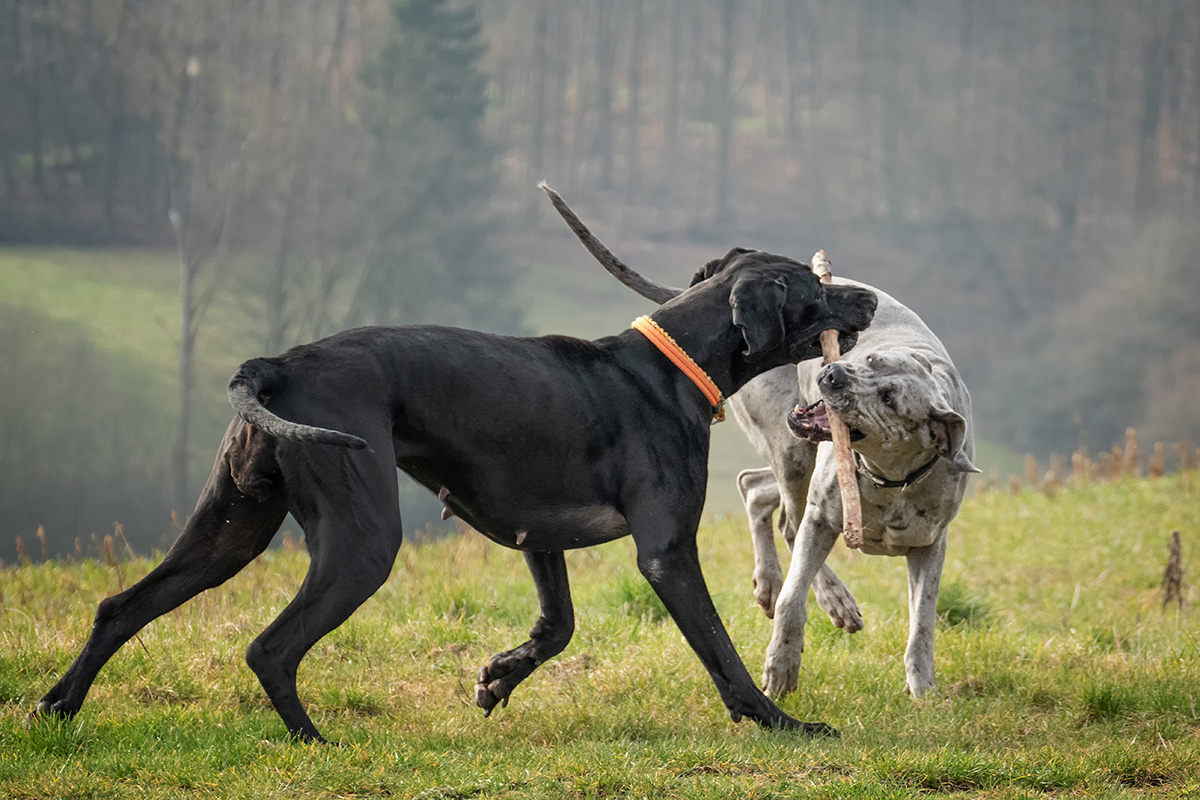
[223, 325, 660, 552]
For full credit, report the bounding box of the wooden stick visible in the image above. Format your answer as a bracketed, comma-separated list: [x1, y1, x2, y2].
[811, 251, 864, 550]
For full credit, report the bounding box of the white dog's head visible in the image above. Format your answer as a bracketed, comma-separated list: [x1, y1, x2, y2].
[787, 348, 979, 474]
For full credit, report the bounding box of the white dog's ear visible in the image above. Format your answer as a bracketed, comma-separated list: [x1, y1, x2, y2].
[929, 406, 980, 473]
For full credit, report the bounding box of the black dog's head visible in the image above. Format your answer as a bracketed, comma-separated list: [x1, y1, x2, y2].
[675, 247, 877, 372]
[537, 183, 876, 379]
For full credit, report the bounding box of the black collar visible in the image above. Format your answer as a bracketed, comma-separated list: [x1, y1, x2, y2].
[855, 451, 940, 489]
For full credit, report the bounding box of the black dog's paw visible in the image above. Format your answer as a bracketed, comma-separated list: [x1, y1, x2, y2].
[28, 696, 78, 727]
[285, 728, 335, 746]
[800, 721, 840, 738]
[474, 665, 511, 717]
[37, 695, 77, 718]
[474, 651, 541, 718]
[747, 704, 840, 738]
[767, 716, 840, 738]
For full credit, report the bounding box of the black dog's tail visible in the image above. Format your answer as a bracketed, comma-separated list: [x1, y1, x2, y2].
[538, 181, 683, 304]
[227, 359, 369, 450]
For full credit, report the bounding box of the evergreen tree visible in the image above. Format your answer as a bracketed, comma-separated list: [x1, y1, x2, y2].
[355, 0, 520, 332]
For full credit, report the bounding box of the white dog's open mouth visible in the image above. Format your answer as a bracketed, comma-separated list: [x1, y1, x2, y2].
[787, 399, 865, 443]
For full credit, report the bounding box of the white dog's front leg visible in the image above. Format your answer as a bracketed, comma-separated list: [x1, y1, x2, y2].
[762, 509, 839, 698]
[738, 467, 785, 618]
[904, 531, 947, 697]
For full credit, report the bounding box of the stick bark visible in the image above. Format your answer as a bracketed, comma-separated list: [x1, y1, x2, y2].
[811, 250, 864, 550]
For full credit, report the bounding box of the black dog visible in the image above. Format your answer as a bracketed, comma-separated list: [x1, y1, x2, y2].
[35, 214, 875, 742]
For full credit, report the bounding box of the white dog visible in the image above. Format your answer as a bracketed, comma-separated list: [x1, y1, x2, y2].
[539, 186, 977, 699]
[734, 279, 978, 698]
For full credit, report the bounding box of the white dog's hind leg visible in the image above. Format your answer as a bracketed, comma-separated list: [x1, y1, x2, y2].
[812, 563, 863, 633]
[738, 467, 785, 618]
[903, 531, 947, 697]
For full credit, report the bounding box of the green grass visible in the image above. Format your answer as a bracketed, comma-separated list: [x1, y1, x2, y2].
[3, 476, 1199, 798]
[4, 246, 1198, 795]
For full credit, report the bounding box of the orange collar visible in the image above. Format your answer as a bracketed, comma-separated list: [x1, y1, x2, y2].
[631, 315, 726, 423]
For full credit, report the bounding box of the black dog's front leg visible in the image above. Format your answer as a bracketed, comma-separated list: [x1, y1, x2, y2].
[631, 519, 837, 736]
[475, 550, 574, 715]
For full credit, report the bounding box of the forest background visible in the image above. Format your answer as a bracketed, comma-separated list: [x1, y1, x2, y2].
[2, 0, 1199, 557]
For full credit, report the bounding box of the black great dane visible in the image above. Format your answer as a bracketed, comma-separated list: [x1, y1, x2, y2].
[35, 191, 876, 742]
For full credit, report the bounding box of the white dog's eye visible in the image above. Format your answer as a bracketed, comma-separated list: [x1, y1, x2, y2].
[880, 389, 895, 408]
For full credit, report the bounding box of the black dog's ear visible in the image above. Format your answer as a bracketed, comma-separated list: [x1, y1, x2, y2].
[929, 406, 980, 474]
[730, 274, 788, 361]
[690, 247, 757, 287]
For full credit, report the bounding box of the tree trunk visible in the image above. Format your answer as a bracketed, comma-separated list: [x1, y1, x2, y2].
[624, 0, 643, 196]
[595, 2, 616, 188]
[661, 0, 683, 191]
[547, 6, 567, 181]
[782, 0, 800, 156]
[174, 243, 196, 517]
[16, 1, 47, 196]
[526, 0, 549, 218]
[265, 168, 299, 355]
[102, 79, 127, 236]
[714, 0, 737, 231]
[878, 2, 904, 223]
[1193, 16, 1200, 206]
[1133, 32, 1165, 229]
[0, 3, 16, 199]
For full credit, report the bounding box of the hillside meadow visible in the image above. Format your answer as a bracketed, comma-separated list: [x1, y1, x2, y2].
[1, 475, 1198, 799]
[1, 244, 809, 561]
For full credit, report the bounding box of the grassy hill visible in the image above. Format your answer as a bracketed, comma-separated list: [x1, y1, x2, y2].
[0, 244, 1027, 558]
[0, 248, 268, 557]
[1, 476, 1197, 798]
[0, 244, 765, 556]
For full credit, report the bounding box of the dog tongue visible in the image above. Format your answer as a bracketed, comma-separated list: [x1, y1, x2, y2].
[787, 400, 834, 442]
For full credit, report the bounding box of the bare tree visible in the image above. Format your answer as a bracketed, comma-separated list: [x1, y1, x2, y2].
[713, 0, 737, 230]
[595, 1, 617, 188]
[154, 3, 253, 512]
[625, 0, 644, 196]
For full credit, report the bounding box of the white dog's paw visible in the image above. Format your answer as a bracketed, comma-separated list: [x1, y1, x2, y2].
[761, 645, 801, 699]
[812, 567, 863, 633]
[752, 564, 784, 619]
[905, 675, 938, 699]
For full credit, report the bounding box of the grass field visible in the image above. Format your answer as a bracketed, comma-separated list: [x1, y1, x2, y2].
[2, 475, 1198, 798]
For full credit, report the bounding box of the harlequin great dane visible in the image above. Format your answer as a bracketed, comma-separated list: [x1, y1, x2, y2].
[544, 186, 978, 699]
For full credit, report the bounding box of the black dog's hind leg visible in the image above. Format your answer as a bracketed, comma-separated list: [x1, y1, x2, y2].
[35, 423, 287, 721]
[627, 500, 837, 736]
[475, 550, 574, 715]
[244, 437, 403, 743]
